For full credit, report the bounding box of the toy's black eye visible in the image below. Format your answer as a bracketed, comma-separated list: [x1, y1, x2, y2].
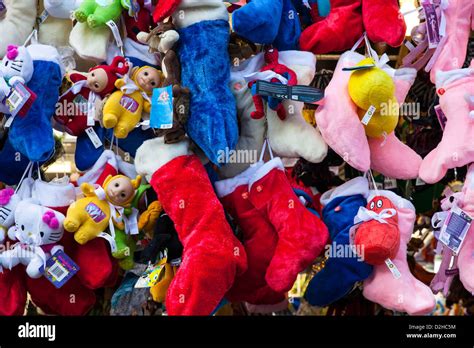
[449, 196, 455, 203]
[40, 232, 44, 238]
[369, 202, 375, 210]
[94, 83, 99, 88]
[376, 199, 383, 208]
[21, 225, 25, 230]
[120, 192, 127, 198]
[115, 183, 120, 187]
[91, 73, 95, 77]
[151, 81, 156, 86]
[144, 72, 149, 76]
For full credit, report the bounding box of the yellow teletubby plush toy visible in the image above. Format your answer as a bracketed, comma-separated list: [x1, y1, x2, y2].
[102, 66, 163, 139]
[348, 57, 399, 138]
[63, 183, 111, 245]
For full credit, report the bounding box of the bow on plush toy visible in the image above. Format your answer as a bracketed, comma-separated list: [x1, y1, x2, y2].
[0, 201, 65, 278]
[246, 48, 297, 120]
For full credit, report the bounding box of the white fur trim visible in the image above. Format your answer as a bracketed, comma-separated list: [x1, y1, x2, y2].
[44, 0, 83, 19]
[32, 180, 76, 208]
[320, 177, 369, 206]
[248, 157, 285, 189]
[172, 0, 229, 29]
[435, 67, 474, 89]
[231, 53, 265, 82]
[117, 155, 139, 180]
[394, 67, 417, 84]
[135, 137, 191, 182]
[107, 38, 159, 66]
[77, 150, 117, 186]
[367, 189, 415, 211]
[278, 50, 317, 72]
[214, 161, 264, 197]
[26, 44, 65, 75]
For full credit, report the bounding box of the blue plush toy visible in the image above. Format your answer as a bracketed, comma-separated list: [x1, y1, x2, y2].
[233, 0, 302, 50]
[8, 44, 64, 163]
[304, 177, 373, 307]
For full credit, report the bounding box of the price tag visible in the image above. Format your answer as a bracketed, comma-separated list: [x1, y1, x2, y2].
[106, 20, 123, 50]
[37, 10, 49, 25]
[416, 177, 426, 186]
[39, 250, 79, 289]
[6, 82, 32, 117]
[385, 258, 401, 279]
[438, 204, 472, 254]
[135, 261, 166, 288]
[253, 81, 324, 103]
[361, 105, 376, 126]
[434, 105, 447, 130]
[384, 177, 397, 190]
[422, 0, 441, 48]
[85, 127, 103, 149]
[150, 86, 174, 129]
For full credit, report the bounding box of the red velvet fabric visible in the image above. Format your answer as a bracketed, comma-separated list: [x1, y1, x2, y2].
[354, 196, 400, 265]
[153, 0, 182, 23]
[150, 155, 247, 315]
[220, 184, 286, 305]
[123, 0, 154, 42]
[362, 0, 406, 47]
[248, 167, 329, 293]
[0, 267, 27, 315]
[300, 0, 363, 54]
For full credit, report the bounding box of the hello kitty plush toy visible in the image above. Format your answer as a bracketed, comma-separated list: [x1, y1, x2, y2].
[0, 188, 21, 242]
[0, 200, 65, 278]
[0, 45, 34, 113]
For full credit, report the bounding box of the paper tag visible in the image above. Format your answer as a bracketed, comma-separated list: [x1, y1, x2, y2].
[384, 177, 397, 190]
[416, 177, 426, 186]
[4, 116, 14, 129]
[150, 86, 174, 129]
[385, 258, 401, 279]
[438, 204, 472, 254]
[342, 64, 376, 72]
[134, 262, 166, 288]
[98, 232, 118, 253]
[361, 105, 376, 126]
[87, 93, 96, 126]
[106, 20, 123, 49]
[422, 0, 440, 48]
[254, 81, 324, 103]
[39, 250, 79, 289]
[85, 127, 103, 149]
[434, 105, 447, 130]
[6, 82, 32, 117]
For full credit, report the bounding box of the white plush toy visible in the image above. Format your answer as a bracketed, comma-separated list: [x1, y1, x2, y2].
[44, 0, 84, 19]
[0, 200, 65, 278]
[0, 44, 34, 85]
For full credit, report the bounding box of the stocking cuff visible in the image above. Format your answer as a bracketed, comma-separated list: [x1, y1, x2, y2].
[435, 66, 474, 89]
[248, 157, 285, 190]
[215, 161, 264, 198]
[278, 50, 317, 71]
[27, 44, 65, 75]
[172, 0, 229, 29]
[231, 53, 265, 83]
[320, 177, 369, 206]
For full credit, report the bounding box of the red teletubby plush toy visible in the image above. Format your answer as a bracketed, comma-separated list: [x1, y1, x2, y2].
[248, 48, 297, 120]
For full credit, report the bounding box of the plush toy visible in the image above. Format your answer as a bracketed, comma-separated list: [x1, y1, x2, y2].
[64, 183, 111, 244]
[137, 20, 191, 144]
[0, 188, 20, 240]
[232, 0, 302, 51]
[0, 201, 65, 279]
[153, 0, 239, 166]
[0, 0, 37, 58]
[248, 48, 297, 121]
[316, 48, 421, 179]
[44, 0, 84, 19]
[348, 57, 399, 138]
[55, 57, 129, 136]
[353, 195, 400, 266]
[0, 45, 34, 85]
[74, 0, 123, 29]
[103, 65, 163, 139]
[102, 174, 141, 269]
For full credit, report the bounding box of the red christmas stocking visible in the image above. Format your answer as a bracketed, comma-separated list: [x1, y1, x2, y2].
[0, 267, 27, 315]
[135, 138, 247, 315]
[248, 157, 329, 292]
[362, 0, 406, 47]
[300, 0, 363, 54]
[215, 163, 286, 305]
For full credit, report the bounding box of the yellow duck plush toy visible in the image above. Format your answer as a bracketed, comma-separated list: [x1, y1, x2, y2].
[348, 57, 399, 138]
[64, 183, 111, 245]
[102, 66, 163, 139]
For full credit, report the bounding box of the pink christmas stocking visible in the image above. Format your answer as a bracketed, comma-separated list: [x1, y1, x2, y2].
[419, 62, 474, 184]
[363, 191, 436, 315]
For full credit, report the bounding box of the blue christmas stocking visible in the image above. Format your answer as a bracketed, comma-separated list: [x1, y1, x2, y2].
[178, 20, 238, 165]
[304, 177, 373, 307]
[9, 44, 63, 162]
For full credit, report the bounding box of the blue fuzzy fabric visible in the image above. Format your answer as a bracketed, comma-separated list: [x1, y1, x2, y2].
[9, 60, 61, 162]
[75, 125, 110, 171]
[304, 194, 373, 307]
[178, 20, 238, 165]
[116, 127, 154, 158]
[273, 0, 301, 50]
[0, 136, 31, 185]
[233, 0, 283, 45]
